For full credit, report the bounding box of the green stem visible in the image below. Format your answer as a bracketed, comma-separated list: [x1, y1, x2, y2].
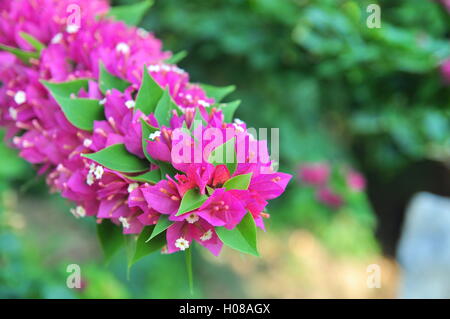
[185, 247, 194, 295]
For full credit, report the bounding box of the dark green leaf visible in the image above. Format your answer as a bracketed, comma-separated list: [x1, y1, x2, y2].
[223, 173, 252, 190]
[176, 188, 208, 216]
[132, 226, 166, 265]
[82, 143, 149, 173]
[99, 62, 130, 94]
[216, 212, 259, 256]
[97, 219, 124, 263]
[147, 215, 172, 241]
[135, 66, 164, 114]
[199, 83, 235, 103]
[108, 0, 153, 26]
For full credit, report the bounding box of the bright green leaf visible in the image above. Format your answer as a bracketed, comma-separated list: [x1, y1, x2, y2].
[0, 44, 39, 64]
[97, 219, 124, 263]
[135, 66, 164, 114]
[216, 212, 259, 256]
[108, 0, 153, 26]
[132, 226, 166, 265]
[124, 169, 161, 184]
[223, 173, 252, 191]
[82, 144, 149, 173]
[208, 137, 237, 175]
[19, 32, 46, 55]
[154, 90, 178, 127]
[99, 62, 130, 94]
[220, 100, 241, 123]
[199, 83, 235, 103]
[41, 79, 90, 96]
[165, 50, 187, 64]
[176, 188, 208, 216]
[147, 215, 172, 241]
[140, 119, 159, 164]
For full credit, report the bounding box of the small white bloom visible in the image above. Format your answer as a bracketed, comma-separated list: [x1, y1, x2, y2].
[51, 33, 63, 44]
[99, 98, 107, 105]
[8, 107, 18, 120]
[233, 123, 244, 133]
[119, 216, 130, 229]
[70, 206, 86, 218]
[198, 100, 210, 108]
[149, 130, 161, 140]
[186, 213, 199, 224]
[185, 94, 192, 101]
[83, 139, 92, 148]
[86, 172, 95, 186]
[94, 165, 104, 180]
[175, 237, 190, 251]
[148, 64, 161, 72]
[66, 24, 79, 34]
[161, 64, 171, 72]
[12, 137, 21, 145]
[200, 229, 213, 241]
[125, 100, 135, 109]
[127, 183, 139, 193]
[89, 163, 96, 173]
[14, 91, 26, 105]
[234, 118, 244, 125]
[22, 140, 33, 148]
[116, 42, 130, 55]
[70, 93, 76, 99]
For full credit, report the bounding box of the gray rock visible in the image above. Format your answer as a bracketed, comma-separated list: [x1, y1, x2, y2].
[397, 192, 450, 298]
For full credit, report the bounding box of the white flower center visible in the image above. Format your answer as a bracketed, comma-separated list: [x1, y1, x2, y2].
[186, 213, 199, 224]
[116, 42, 130, 55]
[8, 107, 18, 120]
[127, 183, 139, 193]
[83, 139, 92, 148]
[200, 229, 213, 241]
[125, 100, 135, 109]
[14, 91, 26, 105]
[70, 206, 86, 218]
[66, 24, 79, 34]
[93, 165, 104, 180]
[149, 131, 161, 140]
[99, 98, 107, 105]
[148, 64, 161, 72]
[86, 172, 95, 186]
[198, 100, 210, 108]
[175, 237, 190, 251]
[119, 216, 130, 229]
[51, 33, 63, 44]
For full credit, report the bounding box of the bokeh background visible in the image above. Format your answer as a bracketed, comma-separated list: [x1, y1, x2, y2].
[1, 0, 450, 298]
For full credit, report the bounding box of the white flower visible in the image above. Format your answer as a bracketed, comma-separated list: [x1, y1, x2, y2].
[161, 64, 171, 72]
[51, 33, 63, 44]
[186, 213, 199, 224]
[234, 118, 244, 125]
[233, 123, 244, 133]
[93, 165, 104, 180]
[175, 237, 190, 251]
[86, 172, 95, 186]
[83, 139, 92, 148]
[148, 64, 161, 72]
[200, 229, 213, 241]
[125, 100, 135, 109]
[99, 98, 107, 105]
[119, 216, 130, 229]
[185, 94, 193, 101]
[70, 206, 86, 218]
[66, 24, 79, 34]
[137, 28, 149, 38]
[198, 100, 210, 108]
[149, 130, 161, 140]
[14, 91, 26, 105]
[127, 183, 139, 193]
[8, 107, 17, 120]
[116, 42, 130, 55]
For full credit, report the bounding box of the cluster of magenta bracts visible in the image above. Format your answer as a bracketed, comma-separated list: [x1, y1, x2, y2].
[0, 0, 291, 256]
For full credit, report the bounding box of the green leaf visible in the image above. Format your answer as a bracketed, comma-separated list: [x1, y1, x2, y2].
[19, 32, 46, 55]
[190, 109, 207, 130]
[165, 50, 187, 64]
[97, 219, 124, 263]
[99, 62, 130, 94]
[154, 90, 178, 127]
[41, 79, 102, 131]
[132, 226, 166, 265]
[223, 173, 252, 191]
[135, 66, 164, 114]
[125, 169, 161, 184]
[147, 215, 172, 241]
[82, 144, 149, 173]
[216, 212, 259, 256]
[208, 137, 237, 175]
[41, 79, 90, 96]
[199, 83, 235, 103]
[220, 100, 241, 123]
[185, 247, 194, 295]
[108, 0, 153, 26]
[176, 188, 208, 216]
[140, 119, 159, 163]
[0, 44, 39, 64]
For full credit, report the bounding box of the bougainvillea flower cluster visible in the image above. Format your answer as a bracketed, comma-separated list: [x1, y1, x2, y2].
[0, 0, 291, 260]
